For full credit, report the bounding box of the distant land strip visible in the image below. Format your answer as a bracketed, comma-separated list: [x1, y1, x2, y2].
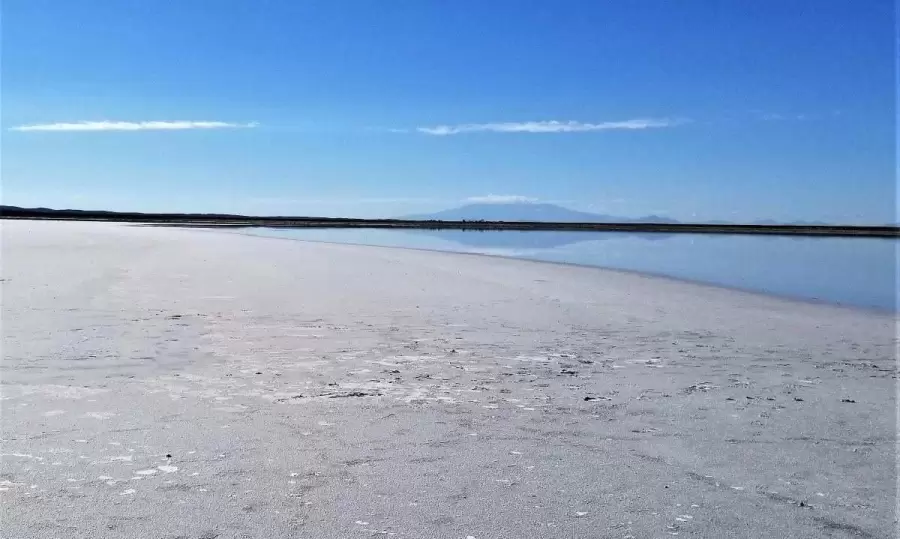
[1, 206, 897, 238]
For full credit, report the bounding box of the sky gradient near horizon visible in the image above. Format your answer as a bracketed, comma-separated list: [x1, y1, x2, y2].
[2, 0, 896, 223]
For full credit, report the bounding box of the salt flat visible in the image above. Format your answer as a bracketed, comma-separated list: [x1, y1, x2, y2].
[1, 220, 896, 538]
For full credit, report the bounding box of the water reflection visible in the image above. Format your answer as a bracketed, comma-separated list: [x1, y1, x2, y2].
[409, 229, 672, 249]
[244, 227, 898, 312]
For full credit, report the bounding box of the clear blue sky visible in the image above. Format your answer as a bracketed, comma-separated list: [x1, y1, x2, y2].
[3, 0, 895, 223]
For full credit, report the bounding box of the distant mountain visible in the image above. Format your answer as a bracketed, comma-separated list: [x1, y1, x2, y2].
[403, 203, 680, 224]
[634, 214, 681, 224]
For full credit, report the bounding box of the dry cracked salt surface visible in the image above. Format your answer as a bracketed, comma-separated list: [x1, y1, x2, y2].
[0, 220, 896, 539]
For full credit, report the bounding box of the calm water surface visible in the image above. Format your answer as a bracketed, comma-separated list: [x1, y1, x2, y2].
[243, 228, 897, 312]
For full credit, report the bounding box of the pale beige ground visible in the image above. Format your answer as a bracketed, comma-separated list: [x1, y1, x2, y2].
[1, 220, 897, 538]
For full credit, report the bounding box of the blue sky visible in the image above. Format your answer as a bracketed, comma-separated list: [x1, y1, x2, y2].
[3, 0, 895, 223]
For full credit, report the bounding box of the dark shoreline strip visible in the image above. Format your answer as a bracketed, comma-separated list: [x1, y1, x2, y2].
[1, 207, 897, 238]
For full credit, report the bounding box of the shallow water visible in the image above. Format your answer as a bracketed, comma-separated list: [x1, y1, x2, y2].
[243, 228, 898, 312]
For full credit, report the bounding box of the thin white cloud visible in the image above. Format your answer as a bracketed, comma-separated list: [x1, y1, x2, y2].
[466, 195, 537, 204]
[417, 118, 680, 136]
[10, 120, 259, 132]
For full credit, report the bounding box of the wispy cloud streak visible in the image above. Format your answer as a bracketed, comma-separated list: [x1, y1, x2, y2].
[416, 118, 680, 135]
[10, 120, 259, 132]
[466, 195, 537, 204]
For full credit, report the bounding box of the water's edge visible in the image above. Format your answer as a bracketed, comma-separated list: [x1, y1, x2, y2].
[187, 226, 897, 316]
